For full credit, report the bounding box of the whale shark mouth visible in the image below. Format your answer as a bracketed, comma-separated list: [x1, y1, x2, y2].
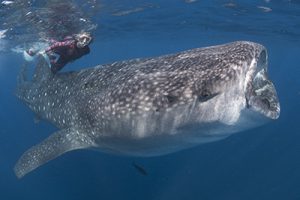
[246, 49, 280, 120]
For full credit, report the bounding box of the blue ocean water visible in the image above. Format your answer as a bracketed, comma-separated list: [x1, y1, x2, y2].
[0, 0, 300, 199]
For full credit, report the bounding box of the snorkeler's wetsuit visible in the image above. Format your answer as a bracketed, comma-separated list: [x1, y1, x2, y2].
[45, 37, 90, 73]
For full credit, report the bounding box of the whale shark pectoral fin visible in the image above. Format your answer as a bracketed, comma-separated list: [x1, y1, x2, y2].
[14, 128, 94, 178]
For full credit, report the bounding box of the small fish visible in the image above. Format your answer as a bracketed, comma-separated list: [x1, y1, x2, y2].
[132, 162, 148, 176]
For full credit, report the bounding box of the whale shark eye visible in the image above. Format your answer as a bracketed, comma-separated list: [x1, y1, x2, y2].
[198, 91, 219, 102]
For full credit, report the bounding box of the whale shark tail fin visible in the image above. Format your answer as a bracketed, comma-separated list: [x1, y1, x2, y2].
[17, 62, 29, 86]
[14, 128, 95, 178]
[16, 56, 52, 103]
[16, 62, 32, 102]
[32, 55, 53, 83]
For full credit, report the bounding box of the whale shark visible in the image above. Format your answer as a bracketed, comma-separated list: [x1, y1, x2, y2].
[14, 41, 280, 178]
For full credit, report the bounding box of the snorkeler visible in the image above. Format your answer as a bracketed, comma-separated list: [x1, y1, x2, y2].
[24, 32, 92, 74]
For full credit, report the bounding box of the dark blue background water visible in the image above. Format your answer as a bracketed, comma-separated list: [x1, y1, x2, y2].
[1, 1, 300, 199]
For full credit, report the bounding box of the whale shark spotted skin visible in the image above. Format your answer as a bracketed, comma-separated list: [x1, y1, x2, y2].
[14, 41, 280, 178]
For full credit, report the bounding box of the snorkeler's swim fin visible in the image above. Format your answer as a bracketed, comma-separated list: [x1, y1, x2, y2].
[23, 49, 51, 69]
[23, 50, 36, 61]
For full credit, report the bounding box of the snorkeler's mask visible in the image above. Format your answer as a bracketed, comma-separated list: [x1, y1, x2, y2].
[75, 32, 92, 48]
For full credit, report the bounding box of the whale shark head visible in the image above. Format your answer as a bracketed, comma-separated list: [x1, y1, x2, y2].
[244, 48, 280, 120]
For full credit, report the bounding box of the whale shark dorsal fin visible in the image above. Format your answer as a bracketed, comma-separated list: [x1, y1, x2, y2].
[32, 55, 53, 83]
[14, 128, 94, 178]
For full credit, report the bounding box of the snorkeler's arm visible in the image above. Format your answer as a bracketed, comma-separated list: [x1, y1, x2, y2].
[45, 40, 75, 52]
